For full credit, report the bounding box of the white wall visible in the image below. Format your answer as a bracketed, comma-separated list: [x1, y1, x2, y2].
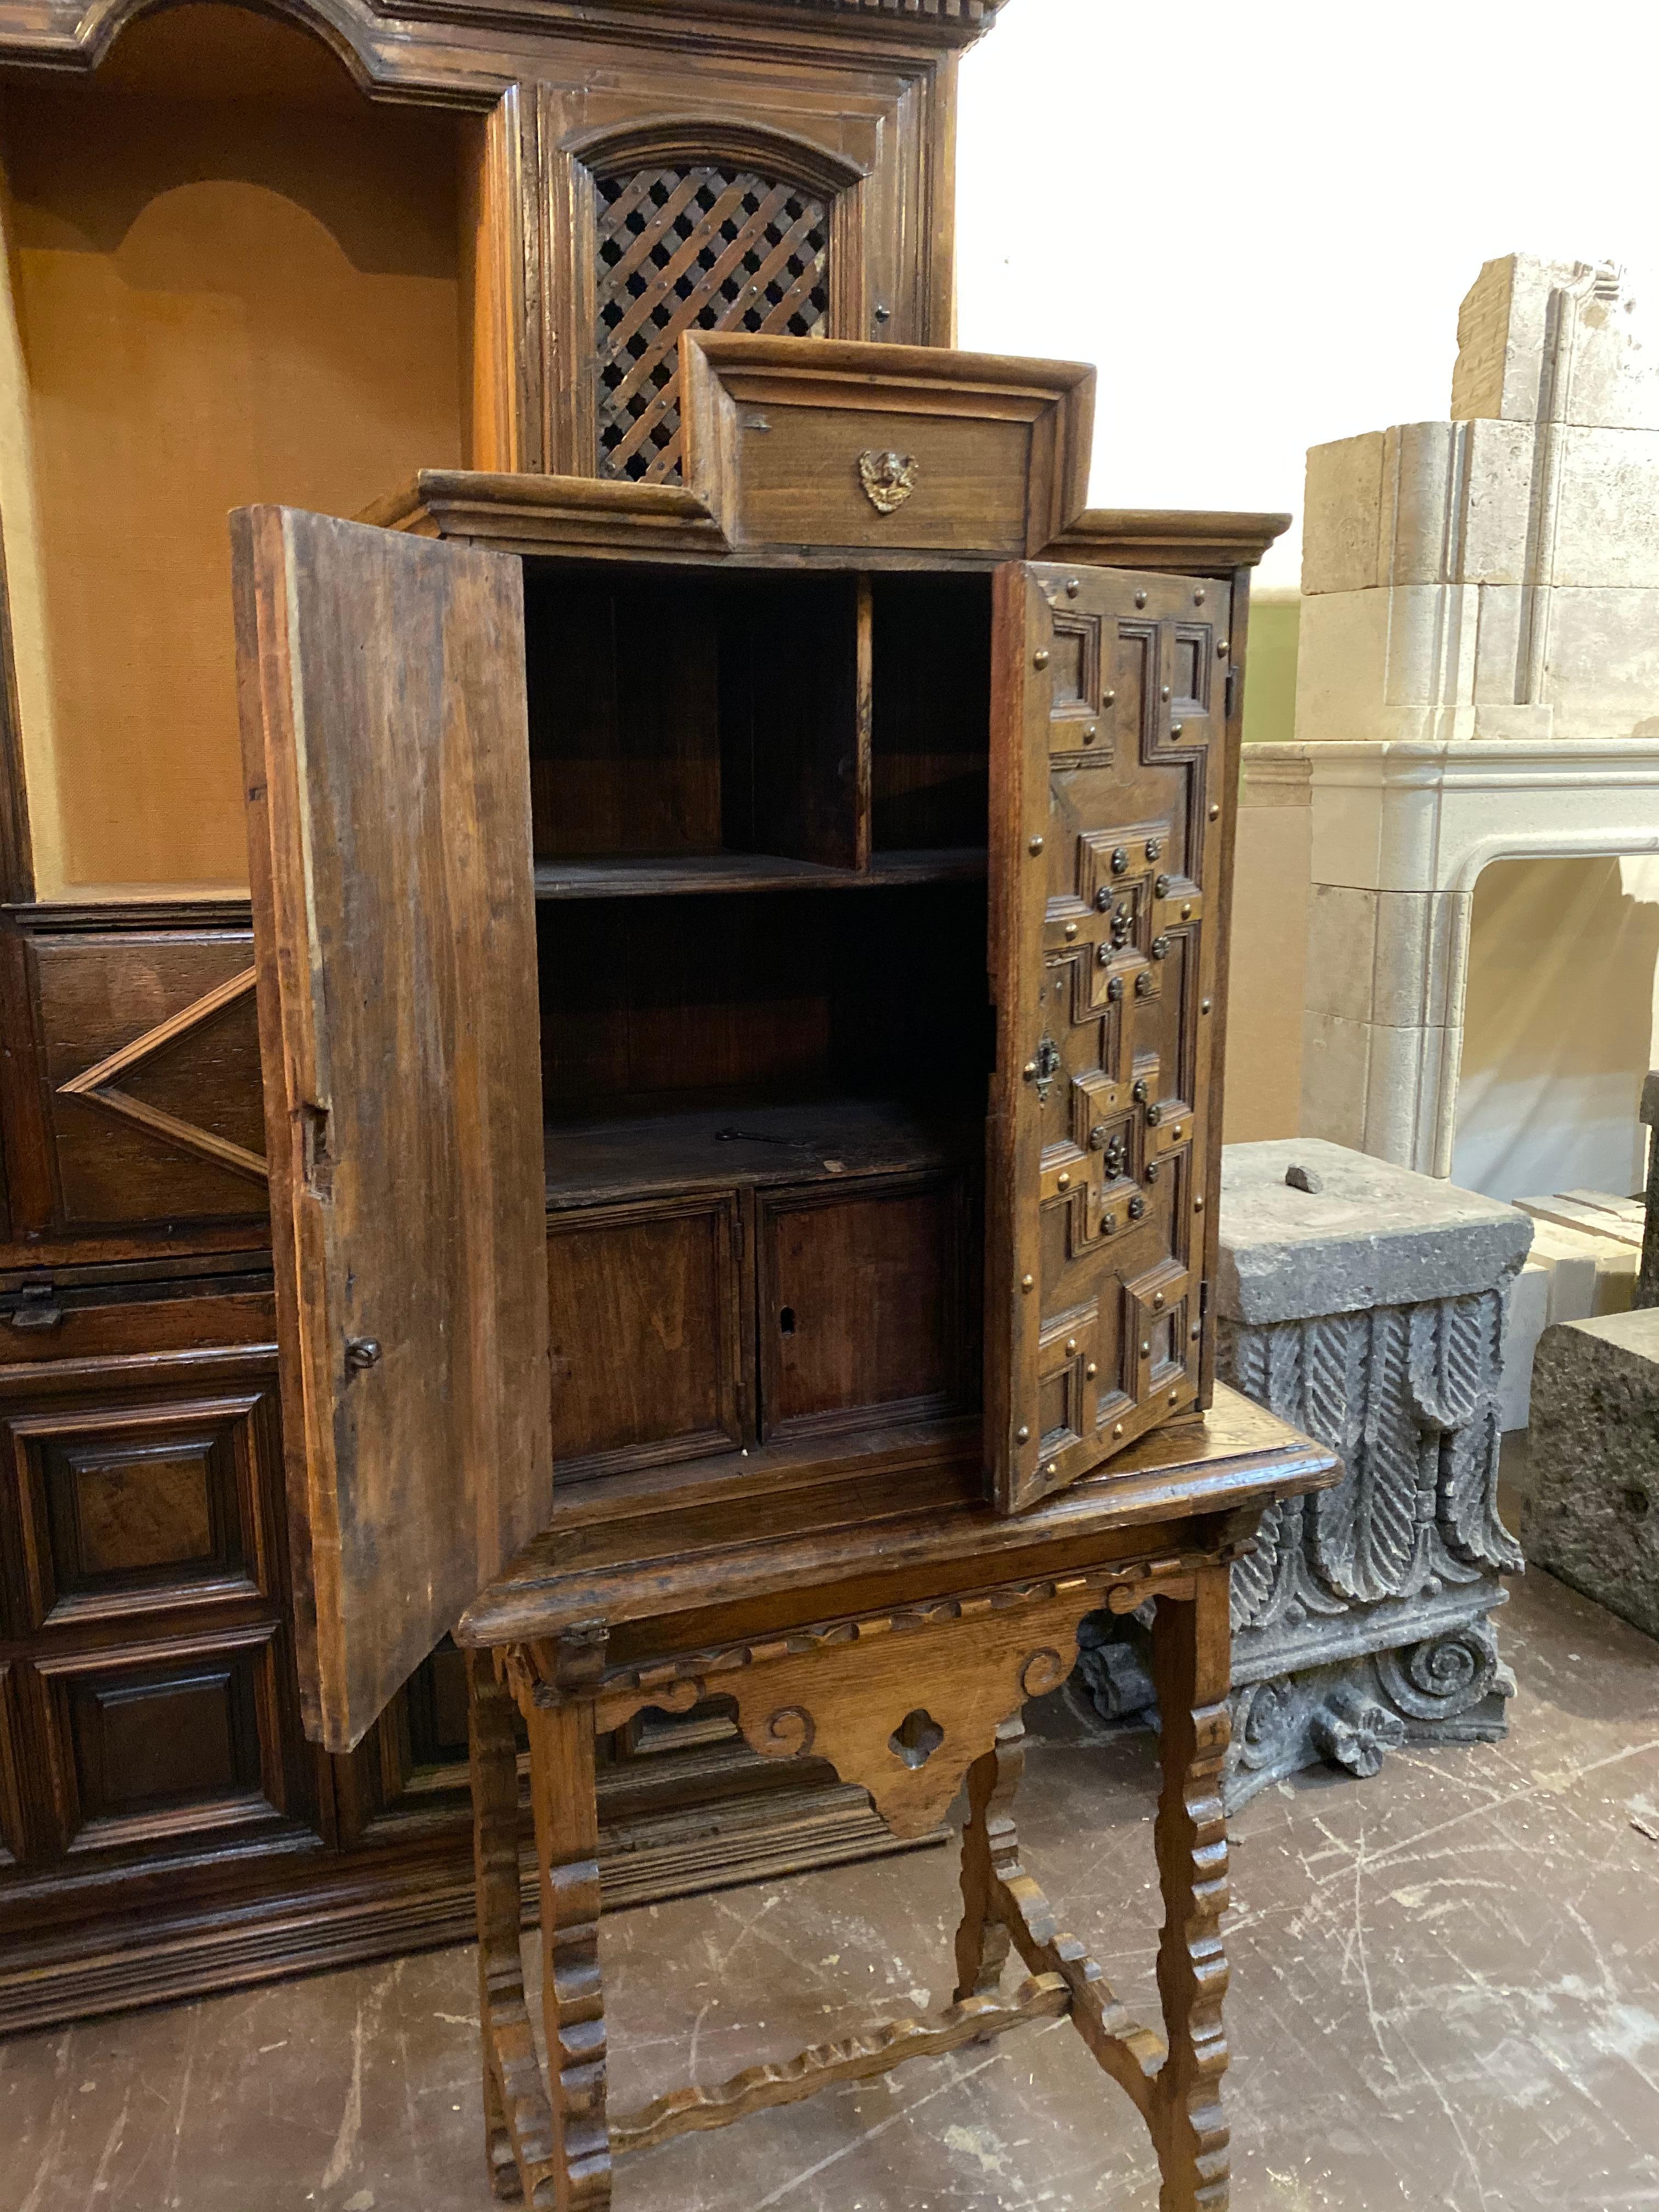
[956, 0, 1659, 589]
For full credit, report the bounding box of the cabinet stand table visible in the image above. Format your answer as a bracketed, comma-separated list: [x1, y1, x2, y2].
[458, 1393, 1335, 2211]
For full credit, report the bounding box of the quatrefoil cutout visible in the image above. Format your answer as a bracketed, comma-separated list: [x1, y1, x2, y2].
[888, 1708, 945, 1770]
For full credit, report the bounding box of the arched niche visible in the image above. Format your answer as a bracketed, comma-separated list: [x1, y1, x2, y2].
[0, 1, 482, 892]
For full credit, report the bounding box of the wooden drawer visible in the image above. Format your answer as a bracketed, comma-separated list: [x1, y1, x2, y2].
[757, 1170, 974, 1441]
[681, 335, 1093, 558]
[547, 1194, 748, 1480]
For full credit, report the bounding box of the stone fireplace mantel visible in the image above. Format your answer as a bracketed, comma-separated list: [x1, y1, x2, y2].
[1250, 734, 1659, 1175]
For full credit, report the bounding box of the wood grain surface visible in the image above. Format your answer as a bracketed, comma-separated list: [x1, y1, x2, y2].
[233, 506, 552, 1753]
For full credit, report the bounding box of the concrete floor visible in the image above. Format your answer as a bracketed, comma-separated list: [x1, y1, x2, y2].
[4, 1562, 1657, 2212]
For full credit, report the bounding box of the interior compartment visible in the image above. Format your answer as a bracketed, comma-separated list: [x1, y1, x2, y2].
[0, 3, 469, 891]
[537, 882, 990, 1204]
[869, 572, 992, 851]
[524, 565, 861, 870]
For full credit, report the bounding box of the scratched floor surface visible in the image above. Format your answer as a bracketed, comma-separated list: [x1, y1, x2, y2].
[4, 1562, 1657, 2212]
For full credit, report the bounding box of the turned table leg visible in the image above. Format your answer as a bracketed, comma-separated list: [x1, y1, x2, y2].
[524, 1691, 613, 2211]
[1149, 1565, 1234, 2211]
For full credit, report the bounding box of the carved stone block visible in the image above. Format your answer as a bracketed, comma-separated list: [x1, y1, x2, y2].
[1522, 1307, 1659, 1640]
[1076, 1138, 1532, 1808]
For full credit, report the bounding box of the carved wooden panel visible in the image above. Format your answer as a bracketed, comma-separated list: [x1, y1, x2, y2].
[757, 1171, 973, 1441]
[35, 1623, 290, 1856]
[988, 566, 1232, 1510]
[546, 1195, 747, 1478]
[594, 163, 831, 483]
[24, 924, 267, 1231]
[5, 1387, 275, 1631]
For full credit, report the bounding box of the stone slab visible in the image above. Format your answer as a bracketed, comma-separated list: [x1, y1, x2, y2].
[1216, 1136, 1533, 1323]
[1497, 1258, 1550, 1431]
[1524, 1306, 1659, 1640]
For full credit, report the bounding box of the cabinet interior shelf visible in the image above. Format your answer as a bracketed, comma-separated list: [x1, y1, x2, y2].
[534, 848, 986, 901]
[543, 1093, 979, 1210]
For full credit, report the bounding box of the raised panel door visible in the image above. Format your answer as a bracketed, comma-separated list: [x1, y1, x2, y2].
[986, 563, 1231, 1510]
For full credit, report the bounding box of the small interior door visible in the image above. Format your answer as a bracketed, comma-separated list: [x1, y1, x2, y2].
[986, 561, 1232, 1511]
[233, 507, 552, 1753]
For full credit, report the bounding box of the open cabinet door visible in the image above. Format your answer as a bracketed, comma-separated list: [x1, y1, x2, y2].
[233, 508, 552, 1753]
[987, 561, 1232, 1511]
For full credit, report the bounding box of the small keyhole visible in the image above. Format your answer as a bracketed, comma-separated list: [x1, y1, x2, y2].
[780, 1307, 796, 1336]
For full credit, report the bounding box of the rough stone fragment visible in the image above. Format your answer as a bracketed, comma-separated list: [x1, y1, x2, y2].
[1523, 1308, 1659, 1640]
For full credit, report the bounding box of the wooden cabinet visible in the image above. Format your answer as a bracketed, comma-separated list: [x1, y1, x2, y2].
[232, 334, 1284, 1758]
[0, 0, 1009, 2027]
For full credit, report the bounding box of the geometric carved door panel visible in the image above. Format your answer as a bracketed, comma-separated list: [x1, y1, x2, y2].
[986, 563, 1232, 1511]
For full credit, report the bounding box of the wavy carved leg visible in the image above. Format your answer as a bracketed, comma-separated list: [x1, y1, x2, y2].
[525, 1690, 613, 2212]
[953, 1714, 1022, 2002]
[468, 1650, 552, 2205]
[1149, 1566, 1234, 2210]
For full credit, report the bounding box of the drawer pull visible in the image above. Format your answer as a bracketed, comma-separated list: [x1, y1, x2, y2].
[7, 1283, 63, 1331]
[857, 449, 919, 516]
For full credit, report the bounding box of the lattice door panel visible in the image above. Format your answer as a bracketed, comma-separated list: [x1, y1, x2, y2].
[594, 165, 831, 483]
[988, 564, 1233, 1512]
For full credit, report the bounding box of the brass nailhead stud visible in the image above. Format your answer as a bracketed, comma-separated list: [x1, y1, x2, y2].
[1135, 591, 1148, 608]
[1034, 648, 1051, 669]
[1169, 1389, 1180, 1404]
[1192, 1324, 1202, 1340]
[1194, 587, 1206, 605]
[1066, 577, 1081, 597]
[1085, 1361, 1098, 1379]
[1029, 834, 1045, 855]
[1219, 638, 1229, 656]
[1160, 685, 1171, 702]
[1065, 921, 1078, 940]
[1113, 1422, 1125, 1438]
[1103, 689, 1117, 706]
[1194, 1194, 1205, 1211]
[1171, 720, 1184, 737]
[1200, 997, 1212, 1014]
[1153, 1291, 1166, 1311]
[1173, 1125, 1184, 1141]
[1104, 1213, 1117, 1233]
[1016, 1425, 1030, 1443]
[1140, 1340, 1152, 1358]
[1208, 802, 1221, 821]
[1182, 901, 1193, 918]
[1044, 1462, 1057, 1479]
[1057, 1172, 1070, 1190]
[1023, 1059, 1039, 1079]
[1065, 1338, 1078, 1355]
[1021, 1274, 1035, 1291]
[1082, 723, 1098, 743]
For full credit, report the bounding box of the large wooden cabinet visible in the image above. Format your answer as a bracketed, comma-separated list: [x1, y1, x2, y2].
[231, 336, 1279, 1770]
[0, 0, 1008, 2032]
[0, 0, 1292, 2040]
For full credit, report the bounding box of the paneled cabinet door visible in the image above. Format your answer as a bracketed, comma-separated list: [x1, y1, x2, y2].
[986, 563, 1232, 1511]
[233, 508, 553, 1755]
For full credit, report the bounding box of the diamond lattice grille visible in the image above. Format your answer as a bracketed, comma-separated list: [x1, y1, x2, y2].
[594, 165, 831, 483]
